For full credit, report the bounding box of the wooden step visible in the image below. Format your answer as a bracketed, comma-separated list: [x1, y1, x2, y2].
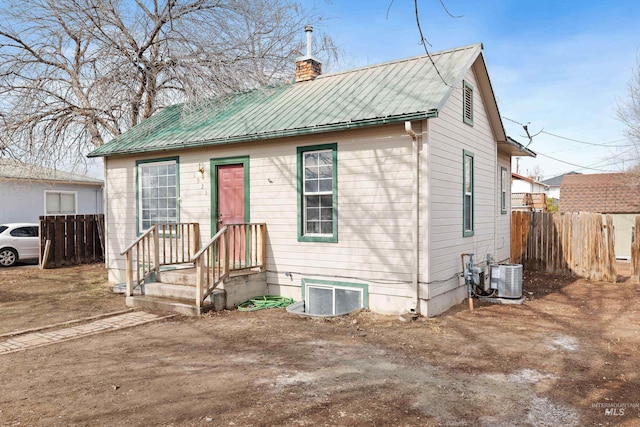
[144, 281, 197, 300]
[125, 294, 224, 316]
[157, 267, 198, 286]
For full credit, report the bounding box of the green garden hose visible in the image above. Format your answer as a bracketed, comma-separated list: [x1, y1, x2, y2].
[237, 295, 294, 311]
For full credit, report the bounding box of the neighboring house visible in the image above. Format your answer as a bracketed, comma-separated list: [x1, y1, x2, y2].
[541, 171, 581, 200]
[89, 41, 535, 316]
[511, 172, 549, 193]
[511, 172, 548, 211]
[0, 159, 104, 224]
[560, 172, 640, 259]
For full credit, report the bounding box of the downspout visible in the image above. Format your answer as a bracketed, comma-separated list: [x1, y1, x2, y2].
[405, 121, 420, 314]
[495, 134, 498, 260]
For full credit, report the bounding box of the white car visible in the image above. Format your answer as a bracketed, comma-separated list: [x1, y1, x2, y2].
[0, 223, 40, 267]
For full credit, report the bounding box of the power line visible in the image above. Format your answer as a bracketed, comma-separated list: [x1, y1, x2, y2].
[541, 130, 630, 147]
[502, 116, 633, 148]
[535, 151, 621, 172]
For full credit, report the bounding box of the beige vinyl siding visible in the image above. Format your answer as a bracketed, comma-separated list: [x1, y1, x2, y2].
[495, 153, 511, 263]
[426, 65, 499, 298]
[104, 125, 418, 311]
[252, 127, 416, 310]
[104, 157, 137, 282]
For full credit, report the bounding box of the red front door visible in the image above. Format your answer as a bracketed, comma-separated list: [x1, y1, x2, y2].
[217, 164, 245, 228]
[217, 164, 245, 266]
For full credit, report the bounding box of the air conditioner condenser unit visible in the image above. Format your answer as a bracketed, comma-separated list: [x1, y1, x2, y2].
[490, 264, 523, 299]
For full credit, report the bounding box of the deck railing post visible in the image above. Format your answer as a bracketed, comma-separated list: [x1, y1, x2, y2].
[192, 223, 200, 259]
[153, 226, 160, 273]
[196, 255, 204, 309]
[260, 223, 266, 271]
[125, 251, 133, 296]
[224, 228, 230, 276]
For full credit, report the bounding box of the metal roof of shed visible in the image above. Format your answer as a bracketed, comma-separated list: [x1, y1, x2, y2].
[89, 44, 485, 158]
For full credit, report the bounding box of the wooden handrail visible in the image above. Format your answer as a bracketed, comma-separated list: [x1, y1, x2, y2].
[121, 222, 265, 307]
[121, 226, 155, 256]
[193, 223, 267, 308]
[192, 226, 227, 261]
[122, 226, 157, 296]
[225, 223, 267, 271]
[194, 226, 229, 309]
[121, 223, 201, 296]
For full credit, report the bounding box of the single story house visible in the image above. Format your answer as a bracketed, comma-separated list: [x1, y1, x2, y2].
[560, 172, 640, 259]
[0, 159, 104, 224]
[89, 40, 535, 316]
[511, 172, 549, 194]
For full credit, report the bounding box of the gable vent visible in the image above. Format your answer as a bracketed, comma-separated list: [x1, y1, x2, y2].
[463, 81, 474, 126]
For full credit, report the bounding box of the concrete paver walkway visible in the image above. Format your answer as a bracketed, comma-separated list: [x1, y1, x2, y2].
[0, 311, 173, 355]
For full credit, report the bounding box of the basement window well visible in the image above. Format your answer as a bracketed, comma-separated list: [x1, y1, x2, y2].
[287, 279, 368, 317]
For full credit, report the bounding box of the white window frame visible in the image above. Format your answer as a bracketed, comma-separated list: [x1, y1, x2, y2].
[463, 150, 474, 236]
[44, 190, 77, 215]
[306, 284, 364, 315]
[137, 158, 179, 233]
[297, 143, 338, 243]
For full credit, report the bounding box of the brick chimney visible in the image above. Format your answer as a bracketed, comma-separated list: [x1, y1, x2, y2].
[295, 25, 322, 82]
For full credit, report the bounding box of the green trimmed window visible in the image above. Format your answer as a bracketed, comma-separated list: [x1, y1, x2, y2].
[463, 81, 474, 126]
[463, 150, 474, 236]
[137, 157, 179, 232]
[501, 166, 508, 214]
[297, 144, 338, 242]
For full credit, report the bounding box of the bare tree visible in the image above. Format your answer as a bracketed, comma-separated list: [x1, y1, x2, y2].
[0, 0, 336, 169]
[617, 61, 640, 171]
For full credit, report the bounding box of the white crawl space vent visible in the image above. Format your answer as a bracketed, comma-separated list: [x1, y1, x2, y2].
[490, 264, 523, 299]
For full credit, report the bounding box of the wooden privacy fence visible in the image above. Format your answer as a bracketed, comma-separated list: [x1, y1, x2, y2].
[39, 214, 105, 268]
[511, 211, 617, 282]
[632, 216, 640, 282]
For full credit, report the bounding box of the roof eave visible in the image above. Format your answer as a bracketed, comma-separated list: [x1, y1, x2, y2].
[0, 176, 103, 186]
[500, 136, 536, 158]
[87, 111, 438, 158]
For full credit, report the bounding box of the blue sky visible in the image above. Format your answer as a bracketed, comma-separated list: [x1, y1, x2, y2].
[305, 0, 640, 180]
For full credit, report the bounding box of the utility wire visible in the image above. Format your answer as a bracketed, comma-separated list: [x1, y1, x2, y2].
[503, 116, 632, 148]
[535, 151, 621, 172]
[541, 130, 629, 147]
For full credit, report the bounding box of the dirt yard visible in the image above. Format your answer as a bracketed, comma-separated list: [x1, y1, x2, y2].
[1, 263, 639, 426]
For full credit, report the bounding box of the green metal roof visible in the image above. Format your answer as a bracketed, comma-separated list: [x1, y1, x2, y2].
[88, 44, 483, 158]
